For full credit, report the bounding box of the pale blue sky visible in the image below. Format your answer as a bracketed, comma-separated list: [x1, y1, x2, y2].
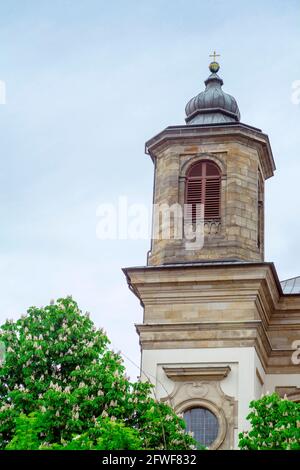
[0, 1, 299, 378]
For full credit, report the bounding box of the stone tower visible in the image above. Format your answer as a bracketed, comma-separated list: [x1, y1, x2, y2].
[123, 58, 300, 449]
[147, 60, 275, 266]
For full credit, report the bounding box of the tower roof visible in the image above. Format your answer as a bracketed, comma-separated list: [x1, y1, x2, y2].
[185, 60, 241, 125]
[281, 276, 300, 294]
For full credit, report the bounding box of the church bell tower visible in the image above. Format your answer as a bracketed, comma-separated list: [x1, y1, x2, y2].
[123, 56, 300, 449]
[147, 58, 275, 266]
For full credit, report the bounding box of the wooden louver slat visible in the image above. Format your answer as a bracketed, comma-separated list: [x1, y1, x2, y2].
[185, 161, 221, 223]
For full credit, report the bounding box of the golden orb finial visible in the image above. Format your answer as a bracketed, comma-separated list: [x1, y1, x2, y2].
[209, 50, 220, 73]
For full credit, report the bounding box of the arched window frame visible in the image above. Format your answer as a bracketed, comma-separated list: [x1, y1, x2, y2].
[175, 398, 227, 450]
[185, 160, 222, 223]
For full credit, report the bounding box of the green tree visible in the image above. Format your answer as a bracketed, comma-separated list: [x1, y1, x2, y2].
[0, 297, 196, 450]
[6, 413, 143, 450]
[239, 393, 300, 450]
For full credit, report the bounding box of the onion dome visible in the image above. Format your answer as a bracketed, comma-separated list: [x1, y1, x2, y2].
[185, 61, 240, 125]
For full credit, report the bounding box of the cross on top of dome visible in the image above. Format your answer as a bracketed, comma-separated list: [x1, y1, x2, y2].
[185, 53, 240, 125]
[209, 51, 221, 73]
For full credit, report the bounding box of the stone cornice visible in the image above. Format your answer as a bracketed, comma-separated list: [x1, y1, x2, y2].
[163, 365, 231, 382]
[124, 262, 300, 374]
[123, 262, 284, 310]
[123, 261, 283, 293]
[276, 386, 300, 401]
[136, 320, 273, 371]
[144, 123, 275, 179]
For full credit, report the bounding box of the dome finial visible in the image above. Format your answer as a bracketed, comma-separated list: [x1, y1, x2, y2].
[185, 51, 241, 125]
[209, 50, 220, 73]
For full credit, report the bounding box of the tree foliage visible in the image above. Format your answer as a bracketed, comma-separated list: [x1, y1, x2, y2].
[239, 393, 300, 450]
[0, 297, 196, 450]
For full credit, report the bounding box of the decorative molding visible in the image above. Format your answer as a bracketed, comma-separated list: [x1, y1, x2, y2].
[256, 368, 264, 386]
[204, 219, 222, 235]
[144, 124, 275, 179]
[179, 152, 227, 177]
[275, 386, 300, 402]
[161, 377, 237, 450]
[163, 366, 231, 382]
[186, 383, 209, 398]
[126, 262, 300, 374]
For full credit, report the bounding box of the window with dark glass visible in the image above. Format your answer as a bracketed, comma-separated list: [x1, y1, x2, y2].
[184, 407, 219, 447]
[185, 160, 221, 223]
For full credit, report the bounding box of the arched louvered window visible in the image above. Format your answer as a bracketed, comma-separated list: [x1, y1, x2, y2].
[185, 160, 221, 223]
